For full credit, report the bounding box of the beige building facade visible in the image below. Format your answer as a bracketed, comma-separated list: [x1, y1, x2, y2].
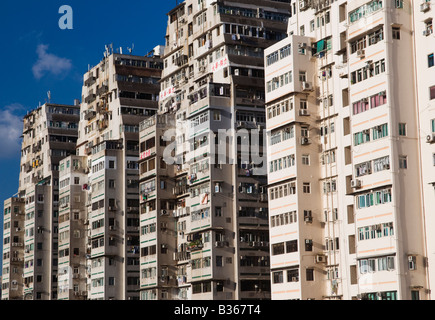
[137, 0, 290, 300]
[265, 0, 434, 300]
[75, 51, 163, 300]
[2, 103, 80, 300]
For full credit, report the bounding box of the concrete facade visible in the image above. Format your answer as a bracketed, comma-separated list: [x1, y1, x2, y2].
[265, 0, 434, 300]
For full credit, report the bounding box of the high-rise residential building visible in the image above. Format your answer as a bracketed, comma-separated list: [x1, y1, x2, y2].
[265, 0, 434, 300]
[137, 0, 290, 300]
[57, 155, 89, 300]
[2, 0, 433, 303]
[1, 103, 80, 300]
[75, 49, 163, 300]
[2, 197, 25, 300]
[414, 0, 435, 296]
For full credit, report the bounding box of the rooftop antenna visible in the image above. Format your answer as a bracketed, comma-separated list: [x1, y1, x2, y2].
[127, 43, 134, 55]
[104, 45, 109, 58]
[47, 91, 51, 103]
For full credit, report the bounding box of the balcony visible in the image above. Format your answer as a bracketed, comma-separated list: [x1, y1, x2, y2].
[173, 251, 191, 262]
[186, 240, 204, 252]
[175, 54, 188, 67]
[85, 109, 97, 121]
[84, 93, 96, 104]
[96, 85, 109, 96]
[85, 76, 96, 87]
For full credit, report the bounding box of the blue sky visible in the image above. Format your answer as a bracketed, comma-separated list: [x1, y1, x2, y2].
[0, 0, 176, 270]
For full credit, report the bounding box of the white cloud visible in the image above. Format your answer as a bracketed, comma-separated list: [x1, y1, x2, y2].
[32, 44, 72, 79]
[0, 104, 25, 158]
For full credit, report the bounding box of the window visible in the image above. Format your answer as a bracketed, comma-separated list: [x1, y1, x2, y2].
[353, 99, 369, 115]
[357, 188, 392, 209]
[215, 206, 222, 217]
[287, 269, 299, 282]
[411, 290, 420, 300]
[370, 91, 387, 109]
[213, 110, 221, 121]
[428, 53, 434, 68]
[306, 269, 314, 281]
[305, 239, 313, 251]
[354, 130, 370, 146]
[303, 182, 311, 194]
[408, 255, 417, 270]
[272, 242, 285, 255]
[214, 182, 222, 193]
[394, 0, 403, 8]
[392, 27, 400, 40]
[378, 256, 395, 271]
[273, 271, 284, 284]
[109, 277, 115, 286]
[286, 240, 298, 253]
[399, 155, 408, 169]
[398, 123, 406, 136]
[349, 1, 383, 24]
[430, 85, 435, 100]
[372, 123, 388, 140]
[302, 154, 310, 165]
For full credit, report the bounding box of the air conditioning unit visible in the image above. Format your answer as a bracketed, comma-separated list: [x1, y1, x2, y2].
[356, 49, 365, 58]
[426, 134, 435, 143]
[299, 0, 309, 10]
[420, 2, 430, 12]
[234, 69, 239, 76]
[299, 109, 309, 116]
[315, 255, 326, 263]
[161, 209, 168, 216]
[351, 179, 362, 189]
[302, 81, 313, 91]
[304, 215, 313, 223]
[301, 137, 310, 145]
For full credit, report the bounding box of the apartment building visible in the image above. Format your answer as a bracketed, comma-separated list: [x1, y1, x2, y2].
[414, 0, 435, 296]
[265, 0, 431, 300]
[74, 49, 163, 300]
[138, 113, 178, 300]
[57, 155, 88, 300]
[137, 0, 290, 300]
[1, 103, 80, 300]
[2, 197, 25, 300]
